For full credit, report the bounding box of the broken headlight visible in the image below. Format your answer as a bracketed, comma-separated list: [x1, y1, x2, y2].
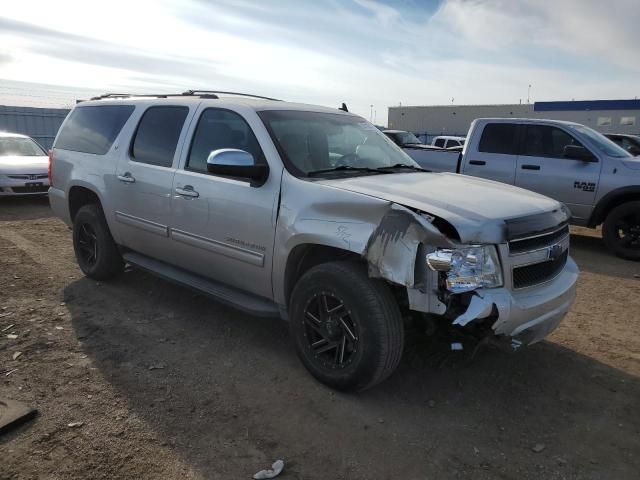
[426, 245, 503, 294]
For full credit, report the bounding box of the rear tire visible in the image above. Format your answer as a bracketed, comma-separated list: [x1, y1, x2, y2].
[602, 201, 640, 261]
[289, 261, 404, 391]
[73, 204, 124, 279]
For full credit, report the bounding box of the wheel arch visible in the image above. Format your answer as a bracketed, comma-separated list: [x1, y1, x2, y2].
[283, 244, 362, 307]
[589, 186, 640, 227]
[68, 185, 103, 222]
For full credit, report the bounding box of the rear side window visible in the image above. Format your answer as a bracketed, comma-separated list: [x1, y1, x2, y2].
[478, 123, 518, 154]
[434, 138, 445, 148]
[131, 106, 189, 167]
[187, 108, 265, 173]
[55, 105, 134, 155]
[523, 125, 583, 158]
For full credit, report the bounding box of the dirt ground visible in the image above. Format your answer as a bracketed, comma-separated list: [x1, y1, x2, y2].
[1, 195, 639, 480]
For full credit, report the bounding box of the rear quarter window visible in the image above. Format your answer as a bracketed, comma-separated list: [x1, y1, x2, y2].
[478, 123, 518, 154]
[55, 105, 135, 155]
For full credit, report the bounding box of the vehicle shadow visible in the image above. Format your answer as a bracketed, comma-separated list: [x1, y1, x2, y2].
[65, 270, 640, 480]
[569, 232, 639, 278]
[0, 195, 51, 221]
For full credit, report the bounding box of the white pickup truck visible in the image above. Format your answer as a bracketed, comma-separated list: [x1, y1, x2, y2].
[396, 118, 640, 260]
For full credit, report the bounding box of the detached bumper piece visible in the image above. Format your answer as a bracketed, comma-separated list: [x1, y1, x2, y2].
[0, 398, 37, 435]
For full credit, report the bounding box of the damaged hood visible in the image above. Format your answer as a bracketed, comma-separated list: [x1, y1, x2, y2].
[318, 172, 566, 244]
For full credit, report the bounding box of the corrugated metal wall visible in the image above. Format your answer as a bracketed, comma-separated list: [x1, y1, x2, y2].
[0, 105, 70, 149]
[388, 102, 640, 138]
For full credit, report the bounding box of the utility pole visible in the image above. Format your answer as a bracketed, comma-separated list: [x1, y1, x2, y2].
[527, 84, 532, 104]
[370, 104, 374, 122]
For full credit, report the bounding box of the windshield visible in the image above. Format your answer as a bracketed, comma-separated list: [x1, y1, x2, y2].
[572, 125, 632, 158]
[259, 110, 419, 177]
[0, 137, 46, 156]
[394, 131, 421, 145]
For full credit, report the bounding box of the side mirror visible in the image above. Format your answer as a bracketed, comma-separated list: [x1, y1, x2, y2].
[206, 149, 268, 185]
[563, 145, 596, 162]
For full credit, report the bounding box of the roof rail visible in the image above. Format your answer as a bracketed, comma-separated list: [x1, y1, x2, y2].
[90, 91, 282, 102]
[181, 90, 282, 101]
[89, 93, 186, 100]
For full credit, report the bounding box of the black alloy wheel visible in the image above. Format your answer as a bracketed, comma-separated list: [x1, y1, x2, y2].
[603, 201, 640, 261]
[72, 204, 124, 279]
[302, 291, 359, 370]
[76, 223, 98, 267]
[613, 213, 640, 249]
[289, 261, 404, 391]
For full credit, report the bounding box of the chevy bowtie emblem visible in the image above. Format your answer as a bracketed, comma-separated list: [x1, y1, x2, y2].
[548, 244, 563, 261]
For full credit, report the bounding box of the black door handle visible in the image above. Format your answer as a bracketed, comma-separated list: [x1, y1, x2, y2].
[469, 160, 486, 166]
[521, 164, 541, 170]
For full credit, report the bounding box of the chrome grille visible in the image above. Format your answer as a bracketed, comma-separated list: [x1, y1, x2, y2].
[507, 223, 570, 289]
[513, 250, 568, 289]
[508, 224, 569, 254]
[7, 174, 48, 180]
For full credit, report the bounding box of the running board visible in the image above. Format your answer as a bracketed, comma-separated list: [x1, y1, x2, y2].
[122, 252, 280, 317]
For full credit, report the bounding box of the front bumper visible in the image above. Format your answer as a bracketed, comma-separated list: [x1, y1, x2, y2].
[0, 174, 50, 196]
[457, 256, 579, 346]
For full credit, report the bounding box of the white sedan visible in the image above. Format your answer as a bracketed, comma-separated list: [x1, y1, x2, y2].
[0, 132, 50, 196]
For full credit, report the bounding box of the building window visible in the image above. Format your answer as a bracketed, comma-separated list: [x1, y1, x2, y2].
[620, 116, 636, 126]
[597, 117, 612, 127]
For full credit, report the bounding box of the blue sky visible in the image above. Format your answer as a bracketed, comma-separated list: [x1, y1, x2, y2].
[0, 0, 638, 123]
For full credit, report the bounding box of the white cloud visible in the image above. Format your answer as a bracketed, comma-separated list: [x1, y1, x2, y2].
[0, 0, 638, 122]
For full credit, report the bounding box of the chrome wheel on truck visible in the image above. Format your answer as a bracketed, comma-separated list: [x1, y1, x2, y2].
[289, 261, 404, 391]
[603, 201, 640, 261]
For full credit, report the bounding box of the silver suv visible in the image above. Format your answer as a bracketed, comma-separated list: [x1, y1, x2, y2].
[49, 91, 579, 391]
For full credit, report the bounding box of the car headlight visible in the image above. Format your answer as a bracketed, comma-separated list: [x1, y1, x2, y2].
[426, 245, 503, 293]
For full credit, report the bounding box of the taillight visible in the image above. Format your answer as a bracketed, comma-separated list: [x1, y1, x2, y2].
[48, 149, 53, 186]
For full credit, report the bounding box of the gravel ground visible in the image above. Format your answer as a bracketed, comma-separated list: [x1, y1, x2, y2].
[1, 195, 639, 480]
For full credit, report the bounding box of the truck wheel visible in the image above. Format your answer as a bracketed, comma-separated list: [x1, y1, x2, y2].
[73, 204, 124, 279]
[602, 201, 640, 261]
[289, 261, 404, 391]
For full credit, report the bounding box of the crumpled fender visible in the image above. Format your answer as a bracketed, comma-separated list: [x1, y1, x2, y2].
[362, 204, 454, 286]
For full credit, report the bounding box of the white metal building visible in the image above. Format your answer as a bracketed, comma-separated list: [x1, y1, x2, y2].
[388, 99, 640, 142]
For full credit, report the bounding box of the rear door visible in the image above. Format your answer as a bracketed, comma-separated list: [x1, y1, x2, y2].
[112, 104, 193, 262]
[514, 124, 601, 221]
[462, 122, 518, 184]
[169, 106, 281, 299]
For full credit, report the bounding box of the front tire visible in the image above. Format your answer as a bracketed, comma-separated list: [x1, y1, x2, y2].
[73, 204, 124, 279]
[602, 201, 640, 261]
[289, 261, 404, 391]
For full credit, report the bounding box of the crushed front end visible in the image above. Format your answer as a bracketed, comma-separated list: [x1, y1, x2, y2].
[411, 218, 578, 351]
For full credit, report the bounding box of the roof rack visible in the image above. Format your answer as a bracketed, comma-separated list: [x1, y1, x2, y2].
[90, 91, 282, 101]
[182, 90, 282, 101]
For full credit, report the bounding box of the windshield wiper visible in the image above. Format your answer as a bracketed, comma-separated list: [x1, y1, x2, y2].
[307, 165, 392, 177]
[375, 163, 428, 172]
